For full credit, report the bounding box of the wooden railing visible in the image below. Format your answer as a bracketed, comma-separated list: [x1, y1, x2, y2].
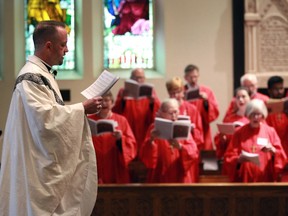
[92, 183, 288, 216]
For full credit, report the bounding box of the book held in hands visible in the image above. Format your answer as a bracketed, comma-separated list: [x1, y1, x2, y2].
[239, 150, 260, 166]
[124, 79, 154, 98]
[216, 122, 244, 135]
[88, 119, 118, 136]
[184, 87, 200, 101]
[81, 70, 120, 99]
[154, 117, 191, 140]
[266, 98, 288, 114]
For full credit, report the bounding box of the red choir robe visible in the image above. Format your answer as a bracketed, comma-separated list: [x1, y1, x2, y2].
[139, 124, 199, 183]
[179, 101, 204, 149]
[266, 113, 288, 157]
[88, 113, 137, 183]
[112, 88, 160, 151]
[184, 85, 219, 150]
[214, 114, 249, 161]
[223, 123, 287, 182]
[224, 92, 269, 120]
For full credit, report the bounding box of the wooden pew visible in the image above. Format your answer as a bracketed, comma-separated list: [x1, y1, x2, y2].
[92, 183, 288, 216]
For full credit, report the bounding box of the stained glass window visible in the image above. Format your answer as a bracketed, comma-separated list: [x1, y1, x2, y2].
[103, 0, 154, 69]
[25, 0, 75, 70]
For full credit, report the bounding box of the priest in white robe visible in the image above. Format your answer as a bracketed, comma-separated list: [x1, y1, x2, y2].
[0, 21, 102, 216]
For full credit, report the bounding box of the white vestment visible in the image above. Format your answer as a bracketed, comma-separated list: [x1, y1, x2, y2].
[0, 56, 97, 216]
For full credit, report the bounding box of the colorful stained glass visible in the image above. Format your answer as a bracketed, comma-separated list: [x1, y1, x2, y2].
[25, 0, 75, 70]
[103, 0, 154, 69]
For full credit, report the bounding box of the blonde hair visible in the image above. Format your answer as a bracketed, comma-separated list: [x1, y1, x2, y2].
[166, 77, 184, 92]
[245, 99, 268, 118]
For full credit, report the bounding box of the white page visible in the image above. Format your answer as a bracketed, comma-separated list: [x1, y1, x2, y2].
[81, 70, 119, 99]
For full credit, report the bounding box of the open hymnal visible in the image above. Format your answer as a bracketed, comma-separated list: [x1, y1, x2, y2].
[216, 123, 238, 135]
[124, 79, 154, 98]
[239, 150, 260, 166]
[88, 119, 118, 136]
[81, 70, 120, 99]
[266, 98, 288, 114]
[154, 117, 191, 140]
[184, 87, 200, 101]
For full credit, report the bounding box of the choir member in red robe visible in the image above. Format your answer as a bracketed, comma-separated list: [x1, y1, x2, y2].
[183, 64, 219, 150]
[214, 87, 250, 161]
[265, 76, 288, 181]
[88, 91, 137, 184]
[266, 76, 288, 156]
[165, 76, 204, 149]
[139, 98, 199, 183]
[112, 68, 160, 152]
[224, 73, 269, 120]
[223, 99, 287, 182]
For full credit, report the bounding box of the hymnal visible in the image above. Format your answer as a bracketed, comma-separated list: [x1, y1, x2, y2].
[88, 119, 118, 136]
[239, 150, 260, 166]
[81, 70, 120, 99]
[266, 98, 288, 114]
[216, 123, 238, 135]
[154, 117, 191, 140]
[185, 88, 200, 101]
[124, 79, 154, 98]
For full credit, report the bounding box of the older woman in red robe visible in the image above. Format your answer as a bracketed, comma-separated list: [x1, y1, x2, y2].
[139, 98, 199, 183]
[223, 99, 287, 182]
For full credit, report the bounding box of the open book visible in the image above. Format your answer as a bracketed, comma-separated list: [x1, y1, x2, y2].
[81, 70, 120, 99]
[266, 98, 288, 114]
[88, 119, 118, 136]
[154, 117, 191, 140]
[124, 79, 154, 98]
[184, 87, 200, 101]
[239, 150, 260, 166]
[216, 122, 244, 135]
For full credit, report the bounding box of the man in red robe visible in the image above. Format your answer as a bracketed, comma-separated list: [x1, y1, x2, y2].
[224, 73, 269, 119]
[166, 76, 204, 149]
[223, 99, 287, 182]
[88, 91, 137, 183]
[183, 64, 219, 150]
[112, 68, 160, 152]
[265, 76, 288, 181]
[139, 98, 199, 183]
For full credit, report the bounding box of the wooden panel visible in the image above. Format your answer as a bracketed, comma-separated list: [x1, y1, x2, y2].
[92, 183, 288, 216]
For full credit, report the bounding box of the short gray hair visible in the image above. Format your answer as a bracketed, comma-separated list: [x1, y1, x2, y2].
[245, 99, 268, 118]
[159, 98, 179, 113]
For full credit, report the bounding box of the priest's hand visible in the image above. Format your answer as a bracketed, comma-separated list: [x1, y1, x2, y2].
[150, 129, 160, 144]
[82, 96, 103, 114]
[169, 139, 182, 150]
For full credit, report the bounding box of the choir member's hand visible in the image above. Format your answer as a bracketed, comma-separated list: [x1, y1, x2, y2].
[199, 92, 208, 100]
[261, 142, 276, 154]
[82, 96, 103, 114]
[113, 130, 122, 140]
[169, 139, 182, 150]
[219, 134, 228, 149]
[150, 129, 160, 143]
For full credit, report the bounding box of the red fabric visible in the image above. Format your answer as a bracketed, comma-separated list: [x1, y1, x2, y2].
[112, 88, 160, 151]
[185, 85, 219, 150]
[88, 113, 137, 183]
[223, 123, 287, 182]
[224, 92, 269, 120]
[266, 113, 288, 157]
[139, 124, 199, 183]
[179, 101, 204, 149]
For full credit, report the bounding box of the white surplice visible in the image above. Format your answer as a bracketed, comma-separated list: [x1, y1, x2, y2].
[0, 56, 97, 216]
